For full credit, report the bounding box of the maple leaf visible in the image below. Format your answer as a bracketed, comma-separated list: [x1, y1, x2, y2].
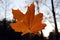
[10, 3, 46, 36]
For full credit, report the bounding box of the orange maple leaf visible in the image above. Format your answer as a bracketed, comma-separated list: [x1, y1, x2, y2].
[10, 3, 46, 36]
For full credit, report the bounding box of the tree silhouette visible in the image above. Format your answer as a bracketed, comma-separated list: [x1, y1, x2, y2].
[50, 0, 59, 40]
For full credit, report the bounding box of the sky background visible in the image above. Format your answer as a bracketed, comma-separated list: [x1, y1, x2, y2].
[0, 0, 60, 37]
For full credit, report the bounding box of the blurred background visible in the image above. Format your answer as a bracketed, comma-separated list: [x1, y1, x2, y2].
[0, 0, 60, 38]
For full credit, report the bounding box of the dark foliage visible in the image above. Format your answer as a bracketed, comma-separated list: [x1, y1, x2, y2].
[48, 32, 55, 40]
[0, 19, 47, 40]
[0, 19, 22, 40]
[0, 19, 60, 40]
[48, 32, 60, 40]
